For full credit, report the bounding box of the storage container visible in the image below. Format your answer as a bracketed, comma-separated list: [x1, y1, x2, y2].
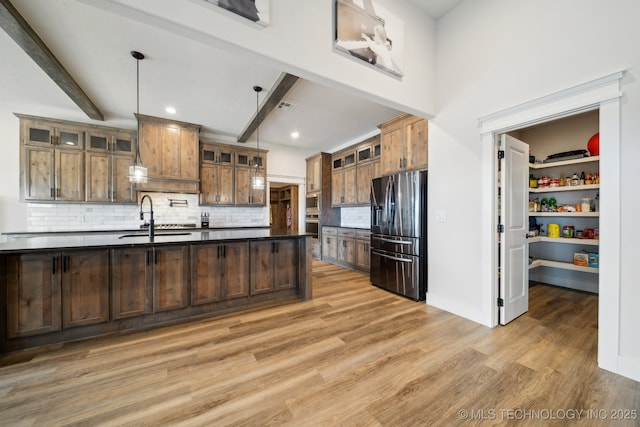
[548, 223, 560, 238]
[574, 253, 588, 267]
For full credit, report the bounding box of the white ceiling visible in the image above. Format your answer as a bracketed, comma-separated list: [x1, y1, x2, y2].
[1, 0, 461, 152]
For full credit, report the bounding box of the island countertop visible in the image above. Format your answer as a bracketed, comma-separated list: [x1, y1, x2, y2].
[0, 229, 312, 254]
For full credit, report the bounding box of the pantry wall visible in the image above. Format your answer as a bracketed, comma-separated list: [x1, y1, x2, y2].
[509, 109, 600, 293]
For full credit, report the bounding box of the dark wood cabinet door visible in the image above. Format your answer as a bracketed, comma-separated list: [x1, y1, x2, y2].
[6, 253, 61, 338]
[111, 248, 152, 319]
[61, 250, 110, 328]
[405, 117, 428, 171]
[199, 164, 218, 205]
[356, 162, 373, 205]
[338, 238, 356, 265]
[22, 146, 55, 201]
[179, 128, 198, 180]
[250, 241, 273, 295]
[139, 121, 162, 177]
[154, 246, 189, 312]
[274, 240, 297, 290]
[112, 155, 135, 203]
[160, 125, 181, 178]
[190, 244, 223, 305]
[223, 242, 250, 299]
[343, 167, 357, 205]
[356, 240, 370, 271]
[332, 171, 344, 206]
[85, 151, 110, 202]
[218, 165, 234, 205]
[380, 121, 404, 175]
[55, 149, 84, 201]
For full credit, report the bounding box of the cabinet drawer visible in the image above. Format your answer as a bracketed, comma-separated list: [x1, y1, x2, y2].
[323, 227, 337, 236]
[356, 230, 371, 240]
[338, 228, 356, 237]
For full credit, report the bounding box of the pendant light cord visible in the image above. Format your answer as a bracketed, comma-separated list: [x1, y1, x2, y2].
[254, 85, 262, 170]
[131, 51, 145, 165]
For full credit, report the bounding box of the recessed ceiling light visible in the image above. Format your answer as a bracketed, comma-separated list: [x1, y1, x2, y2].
[291, 131, 299, 139]
[165, 106, 177, 114]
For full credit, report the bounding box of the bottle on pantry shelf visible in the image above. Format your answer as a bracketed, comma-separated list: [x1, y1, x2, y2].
[559, 172, 565, 186]
[529, 174, 537, 188]
[585, 173, 593, 185]
[565, 173, 572, 187]
[571, 172, 580, 186]
[580, 171, 585, 185]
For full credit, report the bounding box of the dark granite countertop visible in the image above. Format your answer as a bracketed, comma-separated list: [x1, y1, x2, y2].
[0, 229, 312, 254]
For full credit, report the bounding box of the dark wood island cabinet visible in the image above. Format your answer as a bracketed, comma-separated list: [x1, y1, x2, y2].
[0, 231, 312, 353]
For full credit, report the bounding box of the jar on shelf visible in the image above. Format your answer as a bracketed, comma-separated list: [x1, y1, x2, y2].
[571, 173, 580, 186]
[581, 198, 591, 212]
[562, 225, 575, 238]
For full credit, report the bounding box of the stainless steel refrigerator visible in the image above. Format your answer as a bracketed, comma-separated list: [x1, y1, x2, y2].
[370, 170, 427, 301]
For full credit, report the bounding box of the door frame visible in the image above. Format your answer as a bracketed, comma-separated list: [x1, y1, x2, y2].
[478, 71, 623, 374]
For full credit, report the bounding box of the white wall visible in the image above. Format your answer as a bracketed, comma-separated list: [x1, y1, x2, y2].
[433, 0, 640, 377]
[88, 0, 437, 118]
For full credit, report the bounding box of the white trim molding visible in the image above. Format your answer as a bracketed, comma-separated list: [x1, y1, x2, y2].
[477, 71, 626, 378]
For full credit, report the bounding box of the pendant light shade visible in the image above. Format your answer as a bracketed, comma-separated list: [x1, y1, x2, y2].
[128, 50, 148, 184]
[251, 85, 265, 190]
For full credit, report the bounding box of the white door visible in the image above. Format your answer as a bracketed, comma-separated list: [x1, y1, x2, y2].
[499, 134, 529, 324]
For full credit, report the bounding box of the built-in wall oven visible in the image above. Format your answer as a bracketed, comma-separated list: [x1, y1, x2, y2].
[305, 196, 319, 238]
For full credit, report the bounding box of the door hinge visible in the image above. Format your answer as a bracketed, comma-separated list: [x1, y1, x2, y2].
[497, 224, 504, 233]
[497, 298, 504, 307]
[497, 150, 505, 159]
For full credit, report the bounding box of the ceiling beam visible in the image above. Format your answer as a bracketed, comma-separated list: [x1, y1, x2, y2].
[0, 0, 104, 121]
[237, 72, 299, 143]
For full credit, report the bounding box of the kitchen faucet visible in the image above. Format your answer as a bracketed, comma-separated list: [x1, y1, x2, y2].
[140, 194, 154, 240]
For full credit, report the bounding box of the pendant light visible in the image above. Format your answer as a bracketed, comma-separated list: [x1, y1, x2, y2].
[128, 50, 148, 184]
[251, 85, 265, 190]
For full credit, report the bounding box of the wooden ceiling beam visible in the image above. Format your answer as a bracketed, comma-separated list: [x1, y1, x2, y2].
[237, 72, 298, 143]
[0, 0, 104, 121]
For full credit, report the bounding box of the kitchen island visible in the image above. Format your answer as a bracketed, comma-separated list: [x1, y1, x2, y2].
[0, 229, 312, 353]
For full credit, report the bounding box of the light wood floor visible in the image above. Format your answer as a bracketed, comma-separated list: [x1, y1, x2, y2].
[1, 261, 639, 426]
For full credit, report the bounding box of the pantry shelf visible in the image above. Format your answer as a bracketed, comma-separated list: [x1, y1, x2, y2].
[529, 259, 599, 273]
[529, 184, 599, 193]
[528, 236, 599, 246]
[529, 212, 599, 217]
[529, 155, 599, 169]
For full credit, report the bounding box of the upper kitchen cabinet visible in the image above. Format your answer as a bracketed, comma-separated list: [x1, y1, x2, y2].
[136, 114, 200, 193]
[18, 115, 84, 202]
[17, 114, 138, 204]
[199, 142, 235, 206]
[330, 135, 380, 207]
[85, 129, 137, 204]
[331, 148, 357, 207]
[235, 148, 268, 206]
[306, 154, 322, 195]
[355, 135, 381, 204]
[379, 114, 428, 176]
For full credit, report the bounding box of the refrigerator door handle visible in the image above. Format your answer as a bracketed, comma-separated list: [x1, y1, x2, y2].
[373, 250, 413, 263]
[373, 236, 412, 245]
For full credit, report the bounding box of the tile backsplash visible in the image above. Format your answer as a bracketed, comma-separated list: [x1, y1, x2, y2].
[340, 206, 370, 229]
[26, 192, 269, 232]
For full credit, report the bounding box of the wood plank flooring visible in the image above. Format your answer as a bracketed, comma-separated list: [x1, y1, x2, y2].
[1, 261, 639, 426]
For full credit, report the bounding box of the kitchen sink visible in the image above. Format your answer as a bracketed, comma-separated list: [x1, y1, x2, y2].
[118, 232, 192, 239]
